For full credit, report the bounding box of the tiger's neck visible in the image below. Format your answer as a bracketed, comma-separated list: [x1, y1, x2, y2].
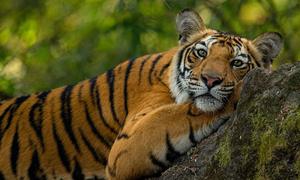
[89, 47, 179, 128]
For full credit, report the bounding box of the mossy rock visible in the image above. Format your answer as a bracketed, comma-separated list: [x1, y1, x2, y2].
[157, 62, 300, 180]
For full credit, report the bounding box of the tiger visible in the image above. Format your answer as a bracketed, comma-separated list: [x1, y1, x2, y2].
[0, 9, 282, 179]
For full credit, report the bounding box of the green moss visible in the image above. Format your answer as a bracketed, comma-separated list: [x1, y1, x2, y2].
[251, 112, 268, 133]
[251, 108, 299, 179]
[284, 108, 300, 177]
[255, 175, 268, 180]
[240, 145, 251, 165]
[254, 129, 286, 179]
[258, 129, 286, 166]
[295, 153, 300, 179]
[280, 108, 300, 133]
[215, 135, 231, 167]
[287, 69, 300, 88]
[250, 112, 272, 147]
[250, 106, 279, 134]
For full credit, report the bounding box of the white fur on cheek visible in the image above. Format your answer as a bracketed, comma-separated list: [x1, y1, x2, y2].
[170, 56, 227, 112]
[169, 54, 190, 104]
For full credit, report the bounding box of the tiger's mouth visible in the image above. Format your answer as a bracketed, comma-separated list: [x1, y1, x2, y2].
[193, 93, 214, 99]
[170, 75, 233, 112]
[193, 93, 225, 112]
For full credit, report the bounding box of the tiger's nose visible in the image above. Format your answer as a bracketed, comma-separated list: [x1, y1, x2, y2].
[201, 74, 223, 89]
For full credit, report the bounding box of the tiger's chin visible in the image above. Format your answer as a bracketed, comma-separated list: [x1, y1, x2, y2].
[194, 95, 225, 112]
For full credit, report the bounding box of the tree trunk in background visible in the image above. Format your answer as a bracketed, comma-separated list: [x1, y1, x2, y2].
[156, 62, 300, 179]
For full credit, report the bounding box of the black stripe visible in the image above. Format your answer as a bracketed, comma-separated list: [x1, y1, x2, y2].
[148, 54, 163, 85]
[94, 83, 118, 135]
[79, 129, 107, 165]
[199, 41, 206, 46]
[107, 166, 116, 177]
[239, 66, 249, 70]
[249, 53, 261, 67]
[123, 59, 134, 118]
[177, 47, 191, 78]
[72, 158, 85, 180]
[28, 91, 50, 151]
[182, 47, 192, 75]
[48, 102, 58, 179]
[239, 54, 247, 58]
[166, 133, 181, 162]
[36, 92, 49, 145]
[10, 125, 19, 175]
[37, 91, 49, 100]
[138, 55, 151, 84]
[235, 37, 243, 46]
[211, 40, 218, 47]
[1, 95, 30, 139]
[29, 103, 44, 149]
[78, 84, 112, 147]
[108, 150, 128, 178]
[116, 133, 129, 140]
[0, 103, 13, 140]
[232, 38, 242, 47]
[27, 150, 46, 180]
[60, 85, 80, 152]
[192, 50, 199, 59]
[89, 77, 98, 106]
[0, 103, 13, 126]
[82, 103, 112, 147]
[220, 88, 234, 93]
[106, 69, 121, 126]
[188, 119, 197, 146]
[0, 171, 4, 180]
[177, 48, 185, 75]
[52, 121, 71, 172]
[250, 62, 255, 69]
[234, 102, 238, 110]
[149, 153, 167, 170]
[157, 77, 169, 88]
[176, 77, 182, 92]
[159, 61, 171, 77]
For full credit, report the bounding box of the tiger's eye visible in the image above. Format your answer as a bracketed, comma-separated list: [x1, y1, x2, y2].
[231, 59, 243, 67]
[198, 49, 207, 58]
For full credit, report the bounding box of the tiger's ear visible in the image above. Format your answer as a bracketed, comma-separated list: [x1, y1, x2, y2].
[176, 9, 206, 45]
[253, 32, 283, 67]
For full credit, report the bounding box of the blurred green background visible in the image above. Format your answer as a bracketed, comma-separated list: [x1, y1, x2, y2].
[0, 0, 299, 98]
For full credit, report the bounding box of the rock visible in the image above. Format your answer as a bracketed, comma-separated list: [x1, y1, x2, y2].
[157, 62, 300, 179]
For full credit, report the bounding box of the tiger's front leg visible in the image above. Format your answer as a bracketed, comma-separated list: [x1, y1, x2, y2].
[105, 102, 234, 180]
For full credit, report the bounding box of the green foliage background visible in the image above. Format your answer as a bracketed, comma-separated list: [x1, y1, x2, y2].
[0, 0, 299, 98]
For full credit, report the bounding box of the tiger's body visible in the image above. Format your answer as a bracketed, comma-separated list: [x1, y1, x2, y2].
[0, 50, 175, 179]
[0, 9, 282, 179]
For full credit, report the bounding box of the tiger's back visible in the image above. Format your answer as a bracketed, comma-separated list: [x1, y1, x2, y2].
[0, 50, 175, 179]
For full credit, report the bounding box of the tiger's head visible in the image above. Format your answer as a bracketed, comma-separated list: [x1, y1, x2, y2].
[170, 9, 283, 112]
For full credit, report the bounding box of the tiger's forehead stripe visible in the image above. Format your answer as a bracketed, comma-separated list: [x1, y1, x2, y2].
[192, 34, 249, 60]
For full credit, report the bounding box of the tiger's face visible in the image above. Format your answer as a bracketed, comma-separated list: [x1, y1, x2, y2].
[170, 9, 282, 112]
